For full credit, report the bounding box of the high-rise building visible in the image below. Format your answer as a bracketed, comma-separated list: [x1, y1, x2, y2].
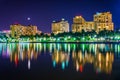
[72, 12, 114, 33]
[72, 16, 94, 32]
[52, 18, 69, 34]
[94, 12, 114, 32]
[10, 24, 37, 38]
[72, 16, 86, 32]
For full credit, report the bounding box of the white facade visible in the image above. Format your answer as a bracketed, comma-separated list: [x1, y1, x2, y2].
[52, 19, 69, 34]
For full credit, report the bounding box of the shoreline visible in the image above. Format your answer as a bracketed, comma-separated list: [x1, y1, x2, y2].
[0, 41, 120, 44]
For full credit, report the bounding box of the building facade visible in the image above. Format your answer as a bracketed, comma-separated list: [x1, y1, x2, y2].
[72, 16, 95, 32]
[72, 12, 114, 33]
[52, 19, 69, 34]
[72, 16, 86, 32]
[94, 12, 114, 32]
[10, 24, 37, 38]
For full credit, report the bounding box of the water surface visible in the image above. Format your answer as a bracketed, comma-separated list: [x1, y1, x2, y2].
[0, 43, 120, 80]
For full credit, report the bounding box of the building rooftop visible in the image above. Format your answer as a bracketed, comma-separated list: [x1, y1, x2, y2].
[52, 18, 68, 23]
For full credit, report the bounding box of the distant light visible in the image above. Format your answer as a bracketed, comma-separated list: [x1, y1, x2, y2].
[76, 16, 82, 18]
[96, 12, 100, 15]
[53, 20, 56, 22]
[82, 37, 85, 40]
[94, 35, 97, 37]
[76, 16, 79, 18]
[27, 17, 31, 20]
[62, 18, 65, 21]
[57, 38, 60, 41]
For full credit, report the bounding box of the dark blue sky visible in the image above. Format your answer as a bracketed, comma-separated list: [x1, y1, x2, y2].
[0, 0, 120, 33]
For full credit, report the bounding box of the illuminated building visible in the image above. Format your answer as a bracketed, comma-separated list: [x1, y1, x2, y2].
[37, 30, 42, 35]
[2, 30, 11, 34]
[0, 30, 10, 38]
[72, 16, 94, 32]
[94, 12, 114, 32]
[72, 16, 86, 32]
[10, 24, 37, 38]
[72, 12, 114, 32]
[52, 18, 69, 34]
[85, 22, 95, 31]
[44, 33, 51, 36]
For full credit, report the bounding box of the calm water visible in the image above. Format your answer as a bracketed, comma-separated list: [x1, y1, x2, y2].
[0, 43, 120, 80]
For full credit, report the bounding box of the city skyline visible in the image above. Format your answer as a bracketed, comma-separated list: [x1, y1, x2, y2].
[0, 1, 120, 79]
[0, 0, 120, 33]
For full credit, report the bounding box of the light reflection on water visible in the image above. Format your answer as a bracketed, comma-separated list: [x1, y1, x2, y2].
[0, 43, 120, 74]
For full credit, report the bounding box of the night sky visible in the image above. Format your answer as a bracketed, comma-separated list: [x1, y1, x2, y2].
[0, 0, 120, 33]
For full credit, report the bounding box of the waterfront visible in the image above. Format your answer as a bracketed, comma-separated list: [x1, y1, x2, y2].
[0, 43, 120, 80]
